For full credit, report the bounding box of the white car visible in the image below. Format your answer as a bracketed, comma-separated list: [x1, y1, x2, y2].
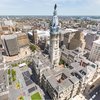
[92, 94, 96, 99]
[89, 98, 93, 100]
[96, 92, 98, 95]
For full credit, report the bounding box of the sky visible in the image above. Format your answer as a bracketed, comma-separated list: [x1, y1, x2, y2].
[0, 0, 100, 15]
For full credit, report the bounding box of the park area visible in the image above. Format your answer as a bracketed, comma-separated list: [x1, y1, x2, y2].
[31, 92, 42, 100]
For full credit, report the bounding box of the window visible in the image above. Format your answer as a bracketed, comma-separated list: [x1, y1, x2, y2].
[56, 35, 58, 38]
[98, 47, 100, 50]
[95, 46, 98, 49]
[55, 48, 58, 50]
[54, 59, 57, 64]
[56, 40, 58, 44]
[55, 52, 57, 55]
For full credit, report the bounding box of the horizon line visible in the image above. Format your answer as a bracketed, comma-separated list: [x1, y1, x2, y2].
[0, 15, 100, 16]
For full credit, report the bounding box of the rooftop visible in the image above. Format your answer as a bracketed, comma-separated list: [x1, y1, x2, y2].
[1, 34, 17, 40]
[43, 68, 79, 92]
[69, 76, 80, 84]
[36, 30, 50, 37]
[93, 39, 100, 45]
[32, 52, 52, 70]
[14, 31, 27, 36]
[59, 28, 78, 34]
[82, 30, 97, 36]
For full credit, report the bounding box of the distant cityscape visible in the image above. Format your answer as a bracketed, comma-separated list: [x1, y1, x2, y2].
[0, 4, 100, 100]
[1, 16, 100, 21]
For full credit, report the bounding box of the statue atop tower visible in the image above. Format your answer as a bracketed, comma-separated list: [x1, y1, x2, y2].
[54, 4, 57, 10]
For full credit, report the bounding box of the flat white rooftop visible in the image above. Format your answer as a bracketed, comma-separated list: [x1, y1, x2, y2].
[65, 28, 78, 32]
[1, 34, 17, 40]
[36, 30, 50, 37]
[93, 39, 100, 45]
[19, 63, 26, 68]
[59, 28, 78, 34]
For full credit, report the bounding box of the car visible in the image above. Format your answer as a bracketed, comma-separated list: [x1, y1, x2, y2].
[96, 92, 98, 95]
[92, 94, 96, 99]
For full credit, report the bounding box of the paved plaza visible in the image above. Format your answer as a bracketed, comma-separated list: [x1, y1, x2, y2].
[9, 63, 44, 100]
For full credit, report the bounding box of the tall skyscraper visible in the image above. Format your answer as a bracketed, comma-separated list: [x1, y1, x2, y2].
[69, 31, 86, 52]
[49, 4, 60, 67]
[89, 39, 100, 62]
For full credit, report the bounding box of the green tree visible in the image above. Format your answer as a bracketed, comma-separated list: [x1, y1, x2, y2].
[8, 69, 10, 75]
[12, 77, 16, 81]
[12, 69, 16, 76]
[11, 69, 16, 81]
[59, 59, 65, 65]
[29, 45, 36, 52]
[9, 77, 12, 85]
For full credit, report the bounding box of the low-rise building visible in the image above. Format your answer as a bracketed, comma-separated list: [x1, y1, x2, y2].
[32, 30, 50, 44]
[61, 46, 86, 65]
[42, 68, 80, 100]
[32, 52, 51, 85]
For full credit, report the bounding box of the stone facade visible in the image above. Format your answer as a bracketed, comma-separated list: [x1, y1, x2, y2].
[69, 31, 86, 52]
[64, 32, 75, 49]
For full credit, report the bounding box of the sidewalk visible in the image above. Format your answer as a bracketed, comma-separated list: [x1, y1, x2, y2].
[72, 93, 87, 100]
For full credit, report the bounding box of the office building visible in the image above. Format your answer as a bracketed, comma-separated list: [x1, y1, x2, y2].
[69, 31, 86, 52]
[14, 32, 29, 48]
[1, 34, 19, 56]
[84, 30, 100, 50]
[63, 29, 78, 49]
[89, 39, 100, 62]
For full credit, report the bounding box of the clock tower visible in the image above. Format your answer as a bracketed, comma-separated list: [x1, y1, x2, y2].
[50, 4, 60, 67]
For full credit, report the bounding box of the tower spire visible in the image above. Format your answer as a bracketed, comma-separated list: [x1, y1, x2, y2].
[50, 4, 59, 33]
[50, 4, 60, 67]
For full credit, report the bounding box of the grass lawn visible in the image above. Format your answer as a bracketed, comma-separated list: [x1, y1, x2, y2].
[31, 92, 42, 100]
